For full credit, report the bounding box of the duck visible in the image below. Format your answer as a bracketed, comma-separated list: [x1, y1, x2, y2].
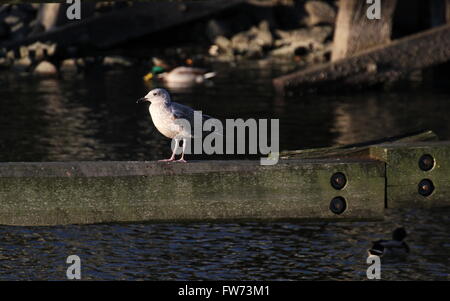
[143, 57, 216, 88]
[368, 227, 410, 258]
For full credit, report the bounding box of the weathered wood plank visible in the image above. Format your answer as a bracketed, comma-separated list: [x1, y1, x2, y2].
[280, 130, 438, 160]
[273, 24, 450, 93]
[0, 159, 385, 225]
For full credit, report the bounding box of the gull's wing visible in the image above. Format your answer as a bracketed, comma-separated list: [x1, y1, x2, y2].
[170, 102, 212, 121]
[170, 102, 195, 121]
[169, 102, 220, 138]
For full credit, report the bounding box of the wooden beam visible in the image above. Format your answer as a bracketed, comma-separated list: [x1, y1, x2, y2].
[280, 130, 439, 160]
[273, 24, 450, 93]
[0, 159, 385, 225]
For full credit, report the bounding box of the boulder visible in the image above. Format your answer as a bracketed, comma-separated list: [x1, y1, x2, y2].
[12, 57, 32, 72]
[214, 35, 232, 51]
[304, 1, 337, 26]
[33, 60, 58, 76]
[60, 59, 78, 72]
[254, 20, 273, 49]
[272, 26, 333, 58]
[230, 21, 273, 56]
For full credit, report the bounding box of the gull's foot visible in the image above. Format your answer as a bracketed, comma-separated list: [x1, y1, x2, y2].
[176, 159, 187, 163]
[158, 158, 175, 162]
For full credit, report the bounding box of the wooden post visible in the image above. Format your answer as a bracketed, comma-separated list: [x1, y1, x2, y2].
[332, 0, 397, 61]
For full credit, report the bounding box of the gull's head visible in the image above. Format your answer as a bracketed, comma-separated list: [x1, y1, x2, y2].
[136, 88, 171, 105]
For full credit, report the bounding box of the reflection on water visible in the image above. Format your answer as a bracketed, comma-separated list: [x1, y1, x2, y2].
[1, 62, 450, 161]
[0, 62, 449, 280]
[0, 208, 448, 280]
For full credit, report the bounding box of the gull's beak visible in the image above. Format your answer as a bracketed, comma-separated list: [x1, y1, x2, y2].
[136, 97, 148, 104]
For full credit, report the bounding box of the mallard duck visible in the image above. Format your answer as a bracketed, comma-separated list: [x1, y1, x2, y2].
[143, 58, 216, 87]
[368, 227, 410, 258]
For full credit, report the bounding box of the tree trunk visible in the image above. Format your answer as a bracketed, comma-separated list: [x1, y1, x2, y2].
[332, 0, 397, 61]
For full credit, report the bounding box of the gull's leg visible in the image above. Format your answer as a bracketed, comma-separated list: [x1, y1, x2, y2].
[177, 138, 187, 162]
[159, 139, 178, 162]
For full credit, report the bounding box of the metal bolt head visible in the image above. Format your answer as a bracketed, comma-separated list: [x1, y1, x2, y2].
[419, 154, 435, 171]
[329, 196, 347, 215]
[418, 179, 434, 197]
[330, 172, 347, 190]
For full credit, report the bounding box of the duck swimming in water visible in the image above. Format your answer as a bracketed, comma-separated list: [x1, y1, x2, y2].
[143, 57, 216, 88]
[368, 227, 410, 258]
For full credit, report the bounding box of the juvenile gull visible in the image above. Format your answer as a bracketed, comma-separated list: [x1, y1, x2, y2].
[137, 88, 213, 162]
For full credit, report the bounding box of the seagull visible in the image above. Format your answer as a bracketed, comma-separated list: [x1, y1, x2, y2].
[137, 88, 214, 162]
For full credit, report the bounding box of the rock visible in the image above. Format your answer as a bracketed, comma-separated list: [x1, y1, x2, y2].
[208, 45, 220, 57]
[275, 25, 333, 47]
[0, 57, 9, 68]
[229, 21, 273, 57]
[33, 60, 58, 76]
[231, 31, 251, 54]
[214, 35, 232, 51]
[212, 36, 234, 57]
[27, 42, 57, 60]
[246, 43, 264, 59]
[12, 57, 32, 72]
[272, 26, 333, 58]
[4, 15, 20, 26]
[103, 56, 133, 67]
[254, 20, 273, 49]
[60, 59, 78, 72]
[304, 1, 337, 26]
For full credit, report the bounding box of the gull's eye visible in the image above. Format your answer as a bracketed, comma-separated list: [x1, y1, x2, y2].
[153, 92, 157, 96]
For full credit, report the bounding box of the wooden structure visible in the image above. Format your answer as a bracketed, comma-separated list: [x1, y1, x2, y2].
[332, 0, 397, 61]
[0, 159, 385, 225]
[1, 131, 450, 226]
[273, 24, 450, 93]
[274, 0, 450, 93]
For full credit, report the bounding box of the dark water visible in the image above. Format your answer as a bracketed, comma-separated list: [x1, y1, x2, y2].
[0, 62, 449, 280]
[2, 62, 450, 162]
[0, 208, 449, 280]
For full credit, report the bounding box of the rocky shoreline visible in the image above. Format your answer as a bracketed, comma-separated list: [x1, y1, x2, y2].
[0, 1, 338, 75]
